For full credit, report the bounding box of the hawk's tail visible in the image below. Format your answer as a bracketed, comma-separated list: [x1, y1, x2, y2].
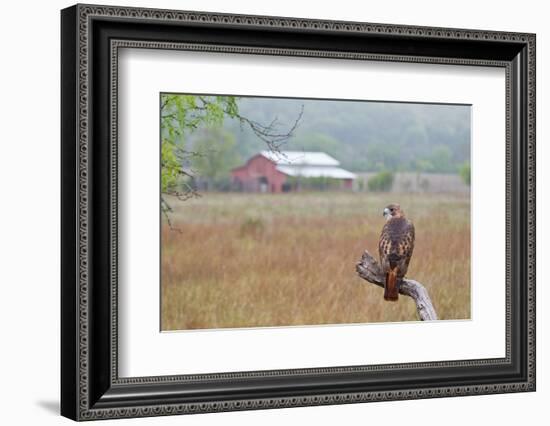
[384, 268, 399, 301]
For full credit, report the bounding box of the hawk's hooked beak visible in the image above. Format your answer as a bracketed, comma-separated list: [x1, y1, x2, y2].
[383, 207, 391, 220]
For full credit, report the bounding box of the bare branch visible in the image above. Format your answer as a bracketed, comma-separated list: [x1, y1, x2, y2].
[236, 105, 304, 152]
[356, 250, 438, 321]
[196, 96, 304, 152]
[161, 197, 180, 233]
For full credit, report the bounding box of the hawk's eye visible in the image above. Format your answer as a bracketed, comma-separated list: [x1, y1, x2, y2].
[390, 208, 394, 212]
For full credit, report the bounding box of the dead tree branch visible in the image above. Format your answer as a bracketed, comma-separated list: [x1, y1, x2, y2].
[355, 250, 438, 321]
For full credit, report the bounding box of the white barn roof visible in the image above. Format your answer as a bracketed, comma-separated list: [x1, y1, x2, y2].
[260, 150, 340, 167]
[276, 165, 356, 180]
[260, 151, 356, 180]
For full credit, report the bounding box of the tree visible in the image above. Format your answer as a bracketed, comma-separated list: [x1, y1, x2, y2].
[459, 162, 471, 186]
[368, 170, 394, 192]
[292, 133, 345, 159]
[191, 128, 240, 190]
[413, 159, 435, 174]
[365, 144, 401, 171]
[428, 145, 453, 173]
[160, 95, 237, 200]
[160, 94, 302, 221]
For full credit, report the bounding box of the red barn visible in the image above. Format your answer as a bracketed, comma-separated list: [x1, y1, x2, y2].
[231, 151, 356, 193]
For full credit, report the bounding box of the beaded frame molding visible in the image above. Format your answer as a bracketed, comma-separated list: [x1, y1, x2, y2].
[61, 3, 536, 421]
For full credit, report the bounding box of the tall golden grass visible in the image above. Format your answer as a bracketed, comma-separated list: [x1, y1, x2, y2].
[161, 192, 470, 330]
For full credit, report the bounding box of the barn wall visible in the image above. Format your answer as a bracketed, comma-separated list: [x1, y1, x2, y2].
[231, 155, 287, 193]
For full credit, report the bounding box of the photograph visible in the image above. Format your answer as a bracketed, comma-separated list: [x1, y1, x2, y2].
[160, 94, 471, 330]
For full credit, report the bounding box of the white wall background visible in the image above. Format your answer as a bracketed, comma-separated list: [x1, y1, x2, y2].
[0, 0, 546, 424]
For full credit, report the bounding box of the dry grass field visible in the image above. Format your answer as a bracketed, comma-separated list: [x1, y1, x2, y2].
[161, 191, 470, 330]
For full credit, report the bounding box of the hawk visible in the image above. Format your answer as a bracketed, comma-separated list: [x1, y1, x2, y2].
[378, 204, 415, 301]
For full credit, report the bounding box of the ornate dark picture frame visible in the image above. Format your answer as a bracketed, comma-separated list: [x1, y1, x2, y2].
[61, 3, 536, 421]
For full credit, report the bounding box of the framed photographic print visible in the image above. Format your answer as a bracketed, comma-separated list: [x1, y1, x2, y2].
[61, 3, 536, 421]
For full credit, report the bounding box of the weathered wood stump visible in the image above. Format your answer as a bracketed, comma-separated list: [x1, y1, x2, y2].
[356, 250, 438, 321]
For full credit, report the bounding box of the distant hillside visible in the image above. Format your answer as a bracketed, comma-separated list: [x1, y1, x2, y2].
[222, 96, 470, 173]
